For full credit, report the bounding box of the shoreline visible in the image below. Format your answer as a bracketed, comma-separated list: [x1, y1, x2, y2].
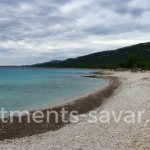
[0, 75, 109, 118]
[1, 70, 150, 149]
[37, 78, 110, 112]
[0, 71, 120, 140]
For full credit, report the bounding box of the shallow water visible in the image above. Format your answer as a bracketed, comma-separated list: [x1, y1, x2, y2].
[0, 67, 107, 114]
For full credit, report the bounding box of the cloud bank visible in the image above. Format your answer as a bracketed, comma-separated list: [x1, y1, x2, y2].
[0, 0, 150, 65]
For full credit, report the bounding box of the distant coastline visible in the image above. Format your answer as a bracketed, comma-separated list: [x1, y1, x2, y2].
[0, 66, 107, 70]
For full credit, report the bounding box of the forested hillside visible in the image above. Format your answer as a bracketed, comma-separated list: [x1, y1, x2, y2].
[33, 42, 150, 69]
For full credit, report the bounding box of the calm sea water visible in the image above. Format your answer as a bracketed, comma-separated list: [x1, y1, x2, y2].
[0, 67, 107, 113]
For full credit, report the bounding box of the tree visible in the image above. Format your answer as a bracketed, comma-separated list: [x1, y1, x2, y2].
[117, 61, 126, 68]
[128, 55, 141, 64]
[132, 63, 137, 69]
[117, 55, 143, 69]
[117, 54, 150, 70]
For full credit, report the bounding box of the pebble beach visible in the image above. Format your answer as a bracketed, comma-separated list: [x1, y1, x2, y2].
[1, 70, 150, 150]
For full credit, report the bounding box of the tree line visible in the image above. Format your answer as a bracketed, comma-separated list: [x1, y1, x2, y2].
[117, 55, 150, 70]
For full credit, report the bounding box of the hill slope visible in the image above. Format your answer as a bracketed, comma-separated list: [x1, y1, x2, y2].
[33, 42, 150, 69]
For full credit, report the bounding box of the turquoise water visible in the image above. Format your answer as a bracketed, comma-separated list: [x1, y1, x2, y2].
[0, 67, 107, 113]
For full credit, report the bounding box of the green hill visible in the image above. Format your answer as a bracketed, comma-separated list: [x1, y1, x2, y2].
[32, 42, 150, 69]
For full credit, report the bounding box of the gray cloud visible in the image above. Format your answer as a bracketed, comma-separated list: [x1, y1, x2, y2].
[0, 0, 150, 65]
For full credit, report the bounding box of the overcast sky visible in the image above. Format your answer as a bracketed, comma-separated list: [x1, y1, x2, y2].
[0, 0, 150, 65]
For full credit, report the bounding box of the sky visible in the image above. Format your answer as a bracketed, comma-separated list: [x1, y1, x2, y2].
[0, 0, 150, 65]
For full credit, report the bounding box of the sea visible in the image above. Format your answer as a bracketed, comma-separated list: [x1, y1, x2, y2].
[0, 67, 107, 114]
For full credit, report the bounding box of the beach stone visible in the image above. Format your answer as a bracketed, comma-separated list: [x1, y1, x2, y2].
[0, 71, 150, 149]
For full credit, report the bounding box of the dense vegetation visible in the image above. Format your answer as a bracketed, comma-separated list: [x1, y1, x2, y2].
[117, 54, 150, 70]
[32, 42, 150, 69]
